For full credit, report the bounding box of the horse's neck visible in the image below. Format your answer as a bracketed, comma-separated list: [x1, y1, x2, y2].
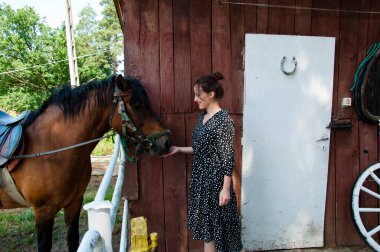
[28, 104, 111, 145]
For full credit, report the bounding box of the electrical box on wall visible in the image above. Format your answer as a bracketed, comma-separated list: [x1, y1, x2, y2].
[342, 97, 352, 108]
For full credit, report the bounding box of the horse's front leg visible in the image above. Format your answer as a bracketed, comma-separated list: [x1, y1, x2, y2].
[34, 206, 56, 252]
[64, 196, 83, 252]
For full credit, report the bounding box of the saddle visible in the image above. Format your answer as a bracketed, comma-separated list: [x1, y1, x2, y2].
[0, 110, 30, 169]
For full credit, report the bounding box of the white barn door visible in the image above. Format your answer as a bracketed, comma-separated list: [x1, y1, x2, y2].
[242, 34, 335, 250]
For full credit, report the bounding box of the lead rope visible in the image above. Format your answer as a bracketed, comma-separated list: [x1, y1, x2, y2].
[1, 132, 115, 159]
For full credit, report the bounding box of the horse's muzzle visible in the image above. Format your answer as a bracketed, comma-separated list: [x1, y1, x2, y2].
[150, 131, 171, 156]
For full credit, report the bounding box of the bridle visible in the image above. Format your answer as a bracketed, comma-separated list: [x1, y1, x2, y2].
[109, 85, 170, 162]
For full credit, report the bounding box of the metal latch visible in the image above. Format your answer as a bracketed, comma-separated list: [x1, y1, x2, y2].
[327, 119, 352, 129]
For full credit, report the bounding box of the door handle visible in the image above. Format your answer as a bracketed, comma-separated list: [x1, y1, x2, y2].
[316, 135, 329, 142]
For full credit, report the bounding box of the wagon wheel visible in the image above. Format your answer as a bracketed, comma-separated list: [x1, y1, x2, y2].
[352, 162, 380, 251]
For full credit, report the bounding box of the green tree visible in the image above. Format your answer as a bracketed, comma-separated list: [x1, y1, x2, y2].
[0, 2, 123, 113]
[98, 0, 123, 74]
[75, 4, 109, 83]
[0, 3, 69, 112]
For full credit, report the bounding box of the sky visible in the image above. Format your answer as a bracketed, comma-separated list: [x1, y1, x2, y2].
[1, 0, 102, 28]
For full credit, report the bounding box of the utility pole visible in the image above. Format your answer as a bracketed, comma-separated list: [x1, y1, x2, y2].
[64, 0, 79, 86]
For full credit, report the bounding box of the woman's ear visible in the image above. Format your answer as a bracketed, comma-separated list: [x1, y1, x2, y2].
[209, 91, 216, 99]
[116, 75, 132, 91]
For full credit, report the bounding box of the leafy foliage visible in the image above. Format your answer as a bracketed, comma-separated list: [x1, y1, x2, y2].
[0, 1, 123, 113]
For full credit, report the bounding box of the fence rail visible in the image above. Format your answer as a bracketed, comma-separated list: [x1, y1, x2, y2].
[78, 135, 128, 252]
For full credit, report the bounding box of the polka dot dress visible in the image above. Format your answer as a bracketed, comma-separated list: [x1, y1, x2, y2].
[188, 109, 243, 252]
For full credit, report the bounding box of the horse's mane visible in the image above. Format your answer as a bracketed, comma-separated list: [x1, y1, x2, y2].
[24, 75, 150, 127]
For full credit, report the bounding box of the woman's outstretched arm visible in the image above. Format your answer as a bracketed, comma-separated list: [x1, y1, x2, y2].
[163, 146, 193, 157]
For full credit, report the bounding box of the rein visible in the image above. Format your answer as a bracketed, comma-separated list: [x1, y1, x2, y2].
[2, 133, 114, 159]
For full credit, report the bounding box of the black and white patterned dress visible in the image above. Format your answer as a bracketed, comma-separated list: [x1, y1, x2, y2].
[188, 109, 242, 252]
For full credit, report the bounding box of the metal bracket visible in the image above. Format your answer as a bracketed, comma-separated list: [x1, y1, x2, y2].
[327, 119, 352, 130]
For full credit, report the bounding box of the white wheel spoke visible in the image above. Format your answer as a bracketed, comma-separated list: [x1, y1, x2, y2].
[370, 172, 380, 186]
[368, 225, 380, 237]
[361, 186, 380, 200]
[359, 208, 380, 213]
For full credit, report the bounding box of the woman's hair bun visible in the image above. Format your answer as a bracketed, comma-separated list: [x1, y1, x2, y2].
[212, 72, 224, 81]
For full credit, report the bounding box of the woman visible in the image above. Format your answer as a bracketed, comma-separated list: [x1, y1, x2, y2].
[164, 72, 242, 252]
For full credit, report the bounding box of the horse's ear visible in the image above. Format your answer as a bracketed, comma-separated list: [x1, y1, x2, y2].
[115, 74, 132, 91]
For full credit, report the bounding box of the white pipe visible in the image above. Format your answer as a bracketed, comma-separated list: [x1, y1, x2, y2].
[77, 230, 105, 252]
[79, 134, 129, 251]
[119, 199, 129, 252]
[111, 145, 126, 229]
[95, 135, 120, 201]
[83, 201, 113, 252]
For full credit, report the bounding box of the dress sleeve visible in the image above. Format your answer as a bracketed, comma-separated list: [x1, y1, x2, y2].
[215, 118, 235, 176]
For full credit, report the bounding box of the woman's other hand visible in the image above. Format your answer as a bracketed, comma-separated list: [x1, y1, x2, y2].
[219, 188, 230, 206]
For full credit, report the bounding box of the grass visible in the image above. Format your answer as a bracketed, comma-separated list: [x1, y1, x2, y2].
[92, 136, 115, 156]
[0, 176, 121, 252]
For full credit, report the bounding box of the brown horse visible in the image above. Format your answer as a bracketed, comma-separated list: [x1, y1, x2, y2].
[0, 75, 171, 251]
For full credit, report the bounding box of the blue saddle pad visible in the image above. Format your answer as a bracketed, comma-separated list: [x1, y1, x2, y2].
[0, 125, 22, 167]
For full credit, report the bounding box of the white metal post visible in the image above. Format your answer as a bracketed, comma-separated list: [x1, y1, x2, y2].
[64, 0, 79, 86]
[83, 201, 113, 252]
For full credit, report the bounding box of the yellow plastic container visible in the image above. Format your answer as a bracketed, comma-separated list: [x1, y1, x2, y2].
[130, 216, 158, 252]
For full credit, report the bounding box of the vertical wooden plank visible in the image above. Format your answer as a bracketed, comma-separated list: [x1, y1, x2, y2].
[256, 0, 268, 33]
[230, 1, 245, 114]
[185, 113, 203, 252]
[140, 0, 160, 113]
[357, 0, 371, 64]
[367, 0, 380, 46]
[267, 0, 295, 35]
[162, 114, 188, 251]
[124, 0, 142, 77]
[190, 0, 212, 112]
[122, 0, 140, 204]
[336, 0, 363, 245]
[160, 0, 175, 113]
[295, 0, 311, 35]
[212, 1, 232, 111]
[311, 0, 341, 247]
[337, 0, 361, 120]
[359, 122, 378, 242]
[129, 155, 165, 251]
[173, 0, 192, 113]
[335, 121, 362, 245]
[244, 0, 257, 34]
[123, 162, 138, 200]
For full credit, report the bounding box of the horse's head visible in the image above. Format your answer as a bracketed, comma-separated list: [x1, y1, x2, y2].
[109, 75, 171, 156]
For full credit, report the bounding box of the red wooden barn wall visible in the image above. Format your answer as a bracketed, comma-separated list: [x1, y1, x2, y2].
[118, 0, 380, 251]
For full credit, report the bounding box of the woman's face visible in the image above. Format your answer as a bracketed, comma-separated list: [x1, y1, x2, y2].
[194, 85, 215, 110]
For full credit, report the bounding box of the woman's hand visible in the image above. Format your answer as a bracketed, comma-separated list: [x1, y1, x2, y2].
[162, 146, 181, 157]
[219, 188, 230, 206]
